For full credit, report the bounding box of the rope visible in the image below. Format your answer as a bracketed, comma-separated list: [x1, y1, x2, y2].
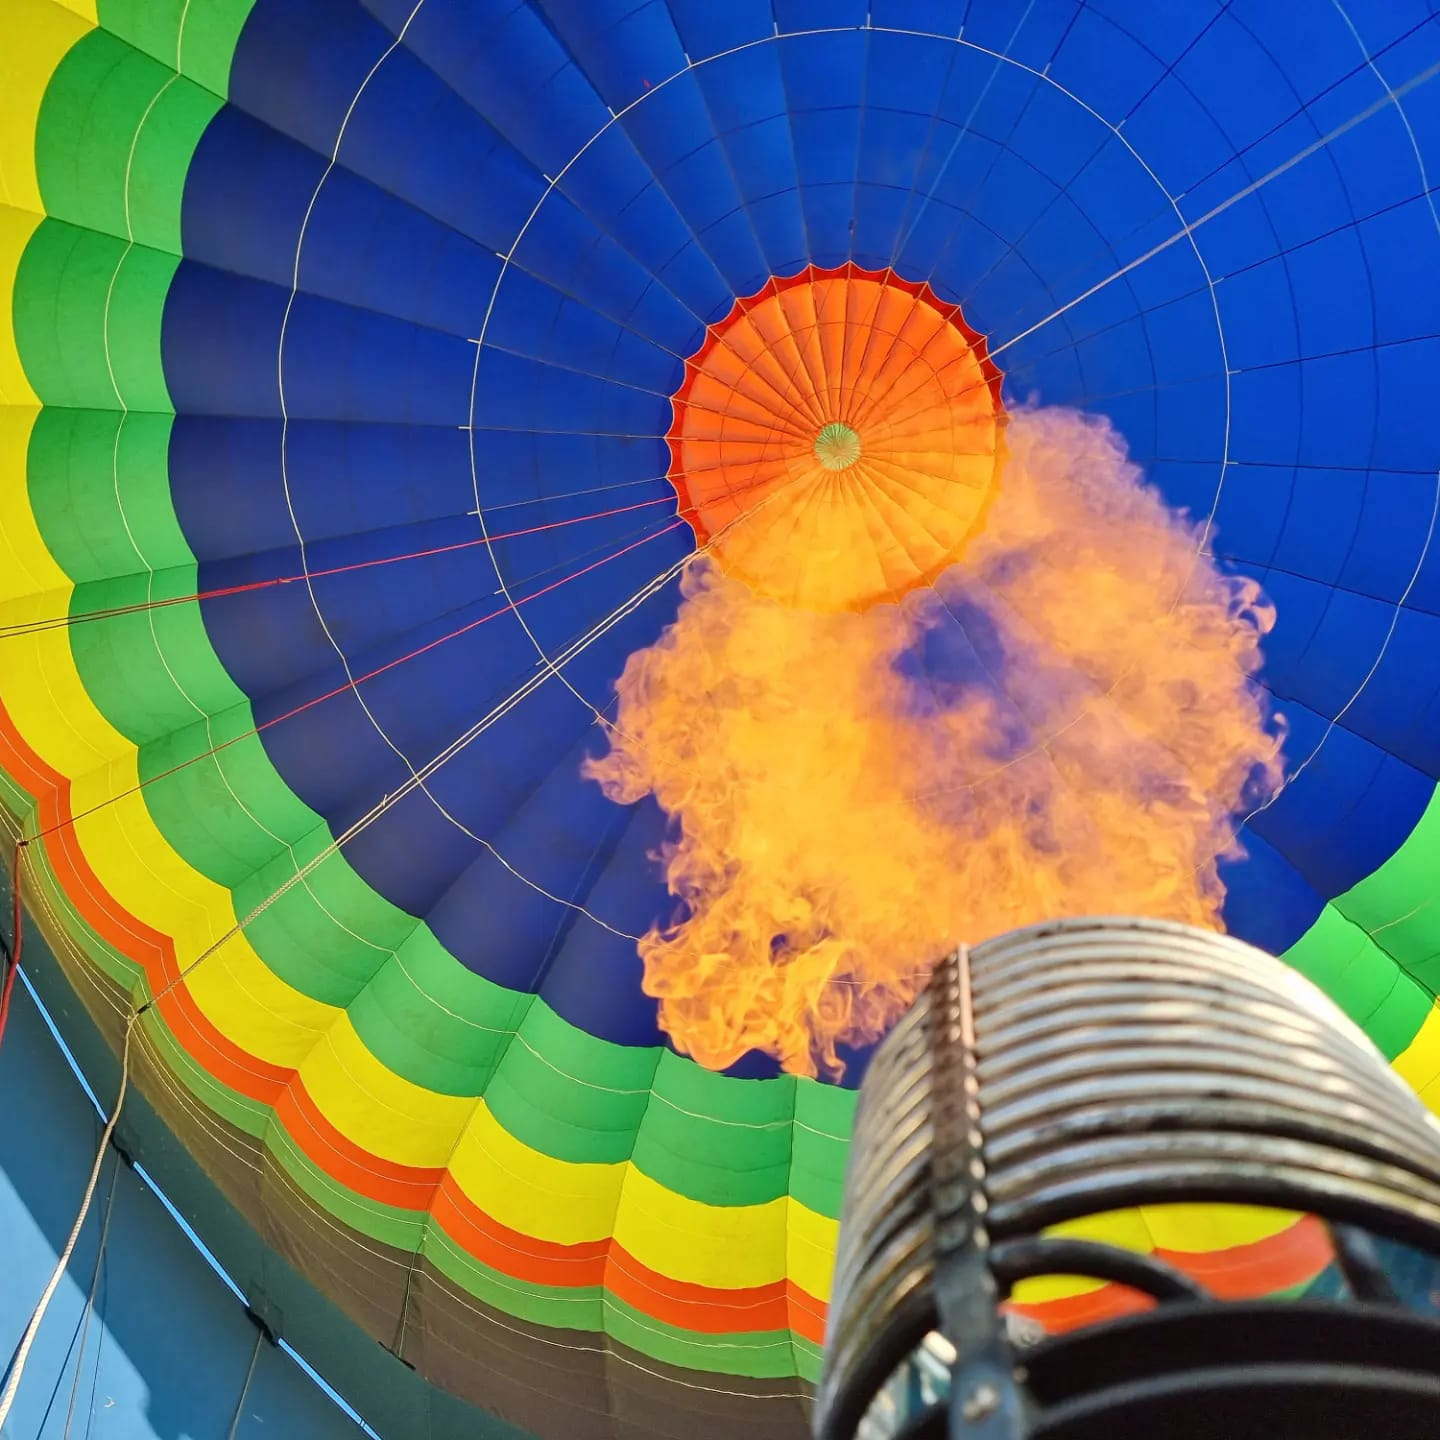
[25, 516, 684, 846]
[0, 1017, 133, 1433]
[226, 1327, 265, 1440]
[0, 492, 679, 641]
[0, 846, 24, 1056]
[60, 1153, 120, 1439]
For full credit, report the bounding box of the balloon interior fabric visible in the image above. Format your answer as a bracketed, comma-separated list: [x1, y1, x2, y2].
[2, 1, 1439, 1437]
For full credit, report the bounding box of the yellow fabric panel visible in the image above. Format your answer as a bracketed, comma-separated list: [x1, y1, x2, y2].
[1010, 1274, 1102, 1305]
[787, 1200, 840, 1301]
[0, 408, 48, 607]
[186, 944, 339, 1068]
[1135, 1202, 1299, 1253]
[444, 1099, 839, 1292]
[0, 590, 116, 780]
[1012, 1204, 1305, 1304]
[301, 1014, 473, 1168]
[0, 216, 42, 408]
[0, 0, 833, 1304]
[449, 1096, 626, 1243]
[613, 1171, 788, 1285]
[0, 1, 92, 215]
[1394, 1002, 1440, 1105]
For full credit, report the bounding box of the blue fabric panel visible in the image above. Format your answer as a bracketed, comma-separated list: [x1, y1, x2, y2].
[169, 0, 1440, 1080]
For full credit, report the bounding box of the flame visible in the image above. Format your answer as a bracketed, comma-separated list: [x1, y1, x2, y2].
[587, 407, 1283, 1078]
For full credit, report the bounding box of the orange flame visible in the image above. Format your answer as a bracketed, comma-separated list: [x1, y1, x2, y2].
[587, 408, 1283, 1078]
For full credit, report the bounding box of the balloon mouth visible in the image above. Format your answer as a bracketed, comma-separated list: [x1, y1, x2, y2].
[813, 422, 862, 471]
[666, 263, 1007, 613]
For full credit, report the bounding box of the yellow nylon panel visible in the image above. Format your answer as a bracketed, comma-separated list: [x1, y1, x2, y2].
[0, 1, 92, 215]
[1012, 1204, 1305, 1304]
[1394, 1003, 1440, 1105]
[300, 1014, 474, 1167]
[0, 0, 828, 1309]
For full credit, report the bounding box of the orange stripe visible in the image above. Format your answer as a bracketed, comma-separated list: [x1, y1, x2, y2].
[0, 701, 292, 1102]
[2, 705, 834, 1331]
[435, 1175, 829, 1340]
[8, 693, 1335, 1342]
[1157, 1213, 1334, 1297]
[1007, 1215, 1333, 1333]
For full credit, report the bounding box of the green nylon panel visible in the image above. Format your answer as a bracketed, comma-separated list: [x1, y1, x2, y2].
[1280, 781, 1440, 1062]
[97, 0, 256, 100]
[480, 1008, 658, 1163]
[29, 409, 188, 580]
[791, 1081, 854, 1217]
[141, 1004, 271, 1136]
[36, 29, 221, 253]
[795, 1341, 824, 1385]
[597, 1295, 803, 1381]
[0, 772, 31, 827]
[13, 2, 1434, 1301]
[1331, 787, 1440, 990]
[13, 146, 853, 1223]
[264, 1121, 427, 1255]
[1283, 906, 1430, 1061]
[19, 840, 142, 999]
[423, 1230, 808, 1379]
[13, 221, 174, 410]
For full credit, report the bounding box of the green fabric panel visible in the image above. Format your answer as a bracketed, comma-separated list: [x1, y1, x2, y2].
[425, 1228, 605, 1333]
[1331, 786, 1440, 986]
[139, 716, 324, 883]
[479, 1005, 655, 1158]
[425, 1230, 805, 1378]
[1364, 973, 1433, 1061]
[505, 994, 664, 1096]
[794, 1076, 856, 1140]
[139, 1004, 271, 1135]
[633, 1050, 796, 1207]
[1282, 904, 1429, 1060]
[237, 830, 423, 1003]
[98, 0, 257, 99]
[652, 1046, 799, 1129]
[348, 930, 541, 1089]
[36, 29, 221, 253]
[250, 858, 439, 998]
[11, 0, 853, 1229]
[793, 1338, 823, 1384]
[789, 1087, 853, 1219]
[0, 770, 33, 822]
[17, 842, 144, 996]
[70, 573, 239, 745]
[266, 1125, 429, 1254]
[1282, 905, 1370, 995]
[599, 1293, 801, 1380]
[28, 408, 188, 580]
[13, 220, 174, 411]
[347, 956, 522, 1101]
